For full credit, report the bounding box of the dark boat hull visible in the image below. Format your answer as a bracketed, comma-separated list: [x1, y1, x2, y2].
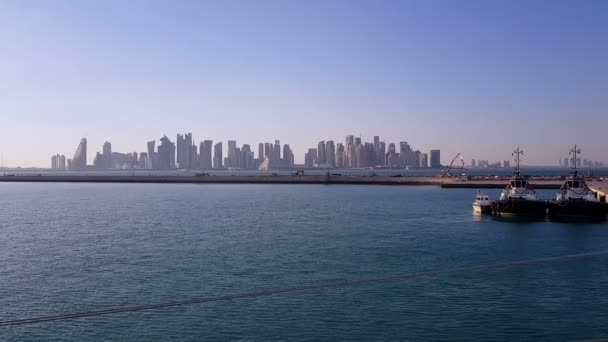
[547, 200, 608, 219]
[492, 199, 547, 217]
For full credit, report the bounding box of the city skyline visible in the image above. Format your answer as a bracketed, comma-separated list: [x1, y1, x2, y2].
[48, 133, 440, 171]
[1, 1, 607, 167]
[40, 132, 605, 171]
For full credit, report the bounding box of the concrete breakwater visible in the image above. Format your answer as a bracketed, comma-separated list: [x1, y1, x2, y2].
[0, 174, 567, 189]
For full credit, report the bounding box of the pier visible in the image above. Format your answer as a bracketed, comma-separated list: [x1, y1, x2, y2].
[0, 174, 566, 188]
[588, 181, 608, 203]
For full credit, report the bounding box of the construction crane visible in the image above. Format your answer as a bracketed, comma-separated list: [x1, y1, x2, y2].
[445, 153, 465, 177]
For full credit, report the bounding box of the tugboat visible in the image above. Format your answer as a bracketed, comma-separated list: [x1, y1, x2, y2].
[473, 192, 492, 213]
[491, 147, 547, 217]
[547, 145, 608, 219]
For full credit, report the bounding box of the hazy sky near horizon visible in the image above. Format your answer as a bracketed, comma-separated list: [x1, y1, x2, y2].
[1, 0, 607, 167]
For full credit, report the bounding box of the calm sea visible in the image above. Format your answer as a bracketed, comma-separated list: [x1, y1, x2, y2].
[1, 183, 607, 341]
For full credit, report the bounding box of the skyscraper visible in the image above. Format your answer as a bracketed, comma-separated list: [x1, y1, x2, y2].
[336, 143, 345, 168]
[421, 153, 429, 168]
[227, 140, 237, 168]
[264, 143, 271, 161]
[317, 141, 326, 164]
[51, 155, 57, 169]
[325, 140, 335, 167]
[430, 150, 441, 168]
[373, 136, 380, 165]
[258, 143, 264, 163]
[305, 148, 317, 167]
[176, 133, 193, 169]
[386, 143, 399, 167]
[93, 152, 104, 170]
[345, 135, 354, 167]
[234, 147, 242, 169]
[241, 144, 253, 169]
[158, 135, 176, 170]
[147, 140, 156, 170]
[103, 141, 112, 170]
[58, 155, 66, 170]
[69, 138, 87, 171]
[356, 143, 374, 168]
[138, 153, 148, 169]
[273, 140, 281, 167]
[349, 143, 357, 168]
[283, 144, 294, 167]
[213, 142, 223, 169]
[200, 140, 213, 169]
[379, 141, 386, 166]
[190, 142, 199, 169]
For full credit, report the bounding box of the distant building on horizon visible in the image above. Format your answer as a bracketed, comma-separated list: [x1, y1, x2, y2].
[430, 150, 441, 168]
[158, 135, 175, 170]
[305, 148, 317, 167]
[283, 144, 294, 167]
[200, 140, 213, 169]
[102, 141, 112, 170]
[176, 133, 194, 169]
[51, 154, 66, 170]
[69, 138, 87, 171]
[147, 140, 156, 170]
[317, 141, 326, 165]
[213, 142, 223, 169]
[325, 140, 335, 167]
[420, 153, 428, 168]
[336, 143, 345, 168]
[227, 140, 237, 168]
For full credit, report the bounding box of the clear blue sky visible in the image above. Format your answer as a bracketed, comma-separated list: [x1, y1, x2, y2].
[1, 0, 607, 167]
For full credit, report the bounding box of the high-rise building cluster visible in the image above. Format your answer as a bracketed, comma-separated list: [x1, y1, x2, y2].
[57, 134, 296, 171]
[50, 154, 67, 170]
[559, 157, 604, 168]
[469, 159, 510, 168]
[305, 135, 439, 169]
[55, 133, 442, 171]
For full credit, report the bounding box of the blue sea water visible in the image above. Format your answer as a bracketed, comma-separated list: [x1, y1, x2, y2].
[1, 183, 608, 341]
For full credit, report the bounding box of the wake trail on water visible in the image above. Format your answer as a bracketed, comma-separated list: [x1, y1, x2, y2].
[2, 249, 608, 327]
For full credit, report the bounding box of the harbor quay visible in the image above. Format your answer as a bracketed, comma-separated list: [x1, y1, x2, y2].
[589, 181, 608, 203]
[2, 174, 607, 203]
[0, 173, 573, 188]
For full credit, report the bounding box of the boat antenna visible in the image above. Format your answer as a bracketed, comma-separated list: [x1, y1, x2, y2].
[570, 144, 580, 177]
[512, 146, 523, 177]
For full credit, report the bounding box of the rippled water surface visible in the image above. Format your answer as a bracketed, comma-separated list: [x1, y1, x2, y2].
[1, 183, 608, 341]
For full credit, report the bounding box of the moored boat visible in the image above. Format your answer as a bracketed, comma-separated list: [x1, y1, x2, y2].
[491, 147, 547, 217]
[547, 145, 608, 219]
[473, 192, 492, 213]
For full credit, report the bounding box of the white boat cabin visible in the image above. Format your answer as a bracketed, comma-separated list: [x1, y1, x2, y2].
[556, 178, 597, 202]
[500, 178, 537, 201]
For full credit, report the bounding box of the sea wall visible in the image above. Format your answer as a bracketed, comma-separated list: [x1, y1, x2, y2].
[0, 175, 566, 189]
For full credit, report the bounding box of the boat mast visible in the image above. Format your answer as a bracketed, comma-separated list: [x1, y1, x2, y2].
[570, 144, 581, 177]
[512, 146, 523, 178]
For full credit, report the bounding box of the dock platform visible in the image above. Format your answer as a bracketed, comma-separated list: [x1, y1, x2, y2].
[588, 181, 608, 203]
[0, 174, 566, 189]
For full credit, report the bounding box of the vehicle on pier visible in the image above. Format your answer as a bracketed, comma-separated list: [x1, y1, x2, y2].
[491, 147, 547, 217]
[547, 146, 608, 219]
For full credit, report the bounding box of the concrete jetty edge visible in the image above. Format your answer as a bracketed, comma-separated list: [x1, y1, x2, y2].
[0, 175, 568, 189]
